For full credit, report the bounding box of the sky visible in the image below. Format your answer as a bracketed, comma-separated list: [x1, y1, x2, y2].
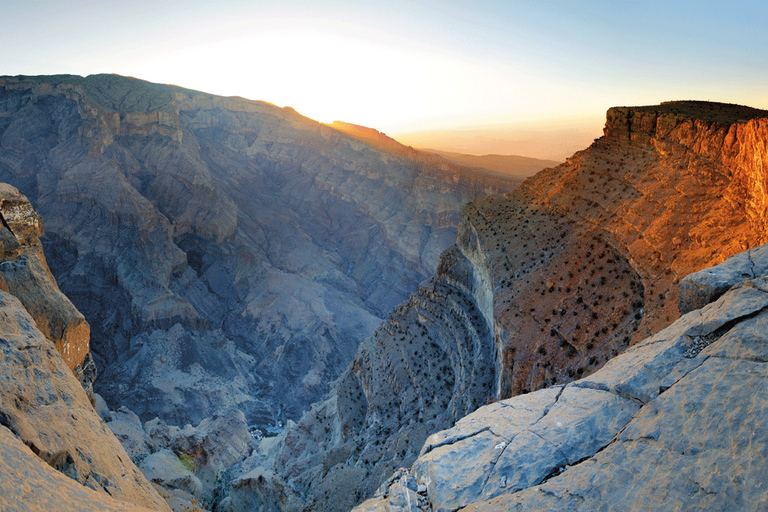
[2, 0, 767, 160]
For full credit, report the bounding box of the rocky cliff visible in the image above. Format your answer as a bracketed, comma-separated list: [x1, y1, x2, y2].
[0, 184, 169, 512]
[227, 101, 768, 511]
[0, 74, 518, 426]
[0, 183, 89, 370]
[355, 240, 768, 511]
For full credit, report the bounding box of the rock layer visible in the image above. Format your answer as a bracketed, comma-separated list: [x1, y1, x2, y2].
[355, 243, 768, 512]
[0, 280, 169, 510]
[0, 183, 89, 370]
[0, 74, 518, 425]
[230, 101, 768, 511]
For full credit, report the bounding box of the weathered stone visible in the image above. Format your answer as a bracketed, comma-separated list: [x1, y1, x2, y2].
[679, 243, 768, 313]
[107, 407, 152, 460]
[0, 425, 157, 512]
[138, 449, 203, 499]
[0, 290, 169, 511]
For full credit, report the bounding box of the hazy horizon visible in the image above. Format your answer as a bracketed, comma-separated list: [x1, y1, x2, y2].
[3, 1, 766, 160]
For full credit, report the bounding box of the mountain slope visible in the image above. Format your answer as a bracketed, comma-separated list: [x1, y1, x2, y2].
[424, 149, 561, 180]
[356, 242, 768, 511]
[328, 121, 558, 180]
[227, 100, 768, 511]
[0, 74, 518, 426]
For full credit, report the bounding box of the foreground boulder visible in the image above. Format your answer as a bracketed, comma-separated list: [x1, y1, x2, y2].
[0, 289, 170, 511]
[355, 246, 768, 511]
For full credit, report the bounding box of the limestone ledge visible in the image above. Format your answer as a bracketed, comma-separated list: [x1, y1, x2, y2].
[354, 244, 768, 512]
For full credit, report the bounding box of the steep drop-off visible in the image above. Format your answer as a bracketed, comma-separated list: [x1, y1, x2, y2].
[0, 74, 518, 426]
[230, 101, 768, 511]
[356, 241, 768, 512]
[0, 184, 169, 512]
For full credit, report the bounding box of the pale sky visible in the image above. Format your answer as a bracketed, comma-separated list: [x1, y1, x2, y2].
[2, 0, 767, 159]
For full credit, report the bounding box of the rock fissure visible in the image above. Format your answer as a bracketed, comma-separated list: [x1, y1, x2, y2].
[420, 426, 493, 456]
[747, 248, 757, 279]
[572, 381, 646, 407]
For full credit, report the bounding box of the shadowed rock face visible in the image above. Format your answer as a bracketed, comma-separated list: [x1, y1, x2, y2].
[0, 188, 170, 511]
[0, 74, 518, 426]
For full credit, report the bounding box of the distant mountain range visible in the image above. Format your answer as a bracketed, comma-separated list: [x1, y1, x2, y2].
[423, 149, 561, 180]
[329, 120, 560, 180]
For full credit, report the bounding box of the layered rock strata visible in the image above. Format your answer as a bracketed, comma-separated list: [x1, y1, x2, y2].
[227, 101, 768, 511]
[355, 242, 768, 511]
[0, 74, 518, 425]
[0, 183, 89, 370]
[0, 186, 169, 511]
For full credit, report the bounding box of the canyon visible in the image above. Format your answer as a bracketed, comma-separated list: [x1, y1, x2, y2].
[1, 74, 767, 512]
[0, 74, 517, 427]
[219, 100, 768, 511]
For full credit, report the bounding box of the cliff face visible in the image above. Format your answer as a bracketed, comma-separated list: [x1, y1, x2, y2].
[230, 101, 768, 511]
[489, 100, 768, 396]
[355, 241, 768, 512]
[0, 74, 518, 425]
[0, 184, 169, 512]
[0, 183, 89, 370]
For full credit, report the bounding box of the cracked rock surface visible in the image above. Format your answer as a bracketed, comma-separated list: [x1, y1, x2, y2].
[354, 249, 768, 511]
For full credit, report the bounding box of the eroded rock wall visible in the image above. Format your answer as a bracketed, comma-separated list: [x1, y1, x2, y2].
[232, 101, 768, 511]
[0, 74, 519, 426]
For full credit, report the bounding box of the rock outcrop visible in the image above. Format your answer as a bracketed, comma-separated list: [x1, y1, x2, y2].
[355, 242, 768, 511]
[0, 183, 89, 370]
[0, 74, 518, 426]
[0, 186, 169, 511]
[224, 101, 768, 511]
[103, 406, 254, 510]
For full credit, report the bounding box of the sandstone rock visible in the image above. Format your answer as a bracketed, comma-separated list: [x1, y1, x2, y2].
[107, 407, 152, 460]
[0, 425, 157, 512]
[678, 242, 768, 313]
[0, 290, 169, 511]
[138, 449, 203, 500]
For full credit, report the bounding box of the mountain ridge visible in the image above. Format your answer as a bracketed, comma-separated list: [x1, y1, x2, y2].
[223, 99, 768, 511]
[0, 73, 518, 426]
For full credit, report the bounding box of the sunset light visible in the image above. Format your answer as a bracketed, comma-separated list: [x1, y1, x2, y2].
[3, 0, 766, 159]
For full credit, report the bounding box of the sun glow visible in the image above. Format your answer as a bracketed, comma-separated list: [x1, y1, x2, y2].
[3, 1, 767, 159]
[125, 25, 548, 133]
